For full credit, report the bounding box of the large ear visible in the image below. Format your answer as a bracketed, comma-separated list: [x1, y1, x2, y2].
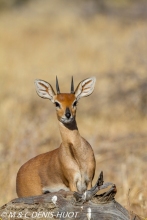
[34, 79, 56, 103]
[75, 77, 96, 100]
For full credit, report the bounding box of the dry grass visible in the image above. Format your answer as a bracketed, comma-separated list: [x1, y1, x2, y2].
[0, 0, 147, 218]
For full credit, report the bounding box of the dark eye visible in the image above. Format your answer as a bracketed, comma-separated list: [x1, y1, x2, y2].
[73, 101, 77, 107]
[55, 102, 61, 108]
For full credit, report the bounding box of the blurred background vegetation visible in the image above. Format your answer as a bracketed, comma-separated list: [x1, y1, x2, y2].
[0, 0, 147, 218]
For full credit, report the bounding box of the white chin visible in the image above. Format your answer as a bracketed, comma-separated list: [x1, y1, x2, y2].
[61, 118, 74, 124]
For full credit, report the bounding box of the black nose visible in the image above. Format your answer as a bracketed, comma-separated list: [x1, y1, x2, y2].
[65, 107, 71, 119]
[65, 112, 71, 119]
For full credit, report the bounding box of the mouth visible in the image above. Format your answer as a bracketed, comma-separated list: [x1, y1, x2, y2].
[60, 117, 75, 124]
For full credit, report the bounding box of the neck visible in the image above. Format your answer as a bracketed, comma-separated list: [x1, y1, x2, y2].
[58, 119, 81, 148]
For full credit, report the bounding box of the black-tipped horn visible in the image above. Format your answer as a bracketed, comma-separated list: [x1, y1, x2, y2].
[56, 76, 60, 94]
[71, 76, 74, 94]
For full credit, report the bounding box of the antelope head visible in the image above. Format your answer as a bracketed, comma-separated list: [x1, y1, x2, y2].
[34, 77, 96, 124]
